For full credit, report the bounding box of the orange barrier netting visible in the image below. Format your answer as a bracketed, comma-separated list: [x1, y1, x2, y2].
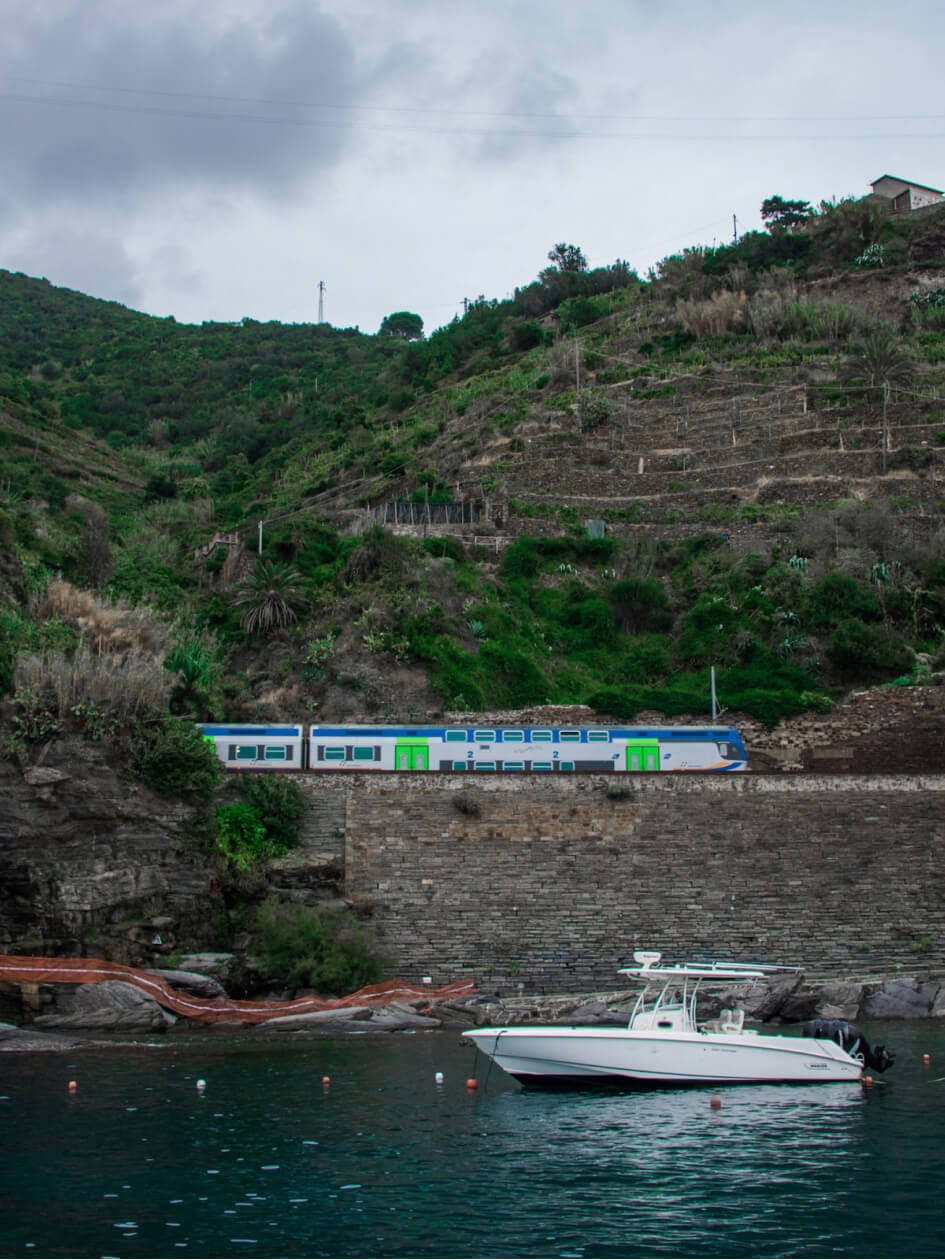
[0, 954, 475, 1024]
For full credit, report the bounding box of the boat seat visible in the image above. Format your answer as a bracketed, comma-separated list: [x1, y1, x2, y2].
[719, 1008, 744, 1034]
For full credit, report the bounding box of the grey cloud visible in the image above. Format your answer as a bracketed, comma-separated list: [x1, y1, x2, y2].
[466, 61, 581, 163]
[0, 2, 387, 208]
[6, 216, 144, 308]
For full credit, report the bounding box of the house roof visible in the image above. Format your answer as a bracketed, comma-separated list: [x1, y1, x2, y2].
[870, 174, 944, 195]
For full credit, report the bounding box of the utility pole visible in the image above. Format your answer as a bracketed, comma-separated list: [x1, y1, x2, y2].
[258, 520, 263, 556]
[881, 382, 889, 475]
[733, 214, 738, 244]
[461, 297, 469, 314]
[575, 334, 581, 430]
[317, 280, 325, 324]
[710, 666, 717, 720]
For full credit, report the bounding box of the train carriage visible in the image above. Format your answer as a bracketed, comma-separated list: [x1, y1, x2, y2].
[199, 724, 746, 772]
[306, 725, 747, 772]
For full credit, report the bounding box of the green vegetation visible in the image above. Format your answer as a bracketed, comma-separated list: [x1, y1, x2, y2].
[1, 197, 944, 753]
[215, 774, 307, 870]
[128, 714, 223, 800]
[254, 897, 382, 994]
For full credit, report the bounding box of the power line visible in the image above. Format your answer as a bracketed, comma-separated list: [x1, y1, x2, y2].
[3, 89, 945, 141]
[2, 73, 944, 125]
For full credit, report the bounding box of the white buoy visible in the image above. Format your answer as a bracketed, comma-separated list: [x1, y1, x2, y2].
[435, 1072, 444, 1084]
[196, 1079, 206, 1092]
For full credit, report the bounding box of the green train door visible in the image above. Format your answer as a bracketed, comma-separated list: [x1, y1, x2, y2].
[626, 739, 660, 772]
[395, 740, 429, 771]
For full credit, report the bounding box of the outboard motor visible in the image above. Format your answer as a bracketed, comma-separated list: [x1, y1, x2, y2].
[802, 1018, 895, 1073]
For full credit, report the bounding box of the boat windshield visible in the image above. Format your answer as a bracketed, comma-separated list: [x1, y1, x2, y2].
[621, 954, 772, 1032]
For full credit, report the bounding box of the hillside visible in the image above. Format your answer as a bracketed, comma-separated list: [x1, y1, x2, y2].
[1, 194, 944, 759]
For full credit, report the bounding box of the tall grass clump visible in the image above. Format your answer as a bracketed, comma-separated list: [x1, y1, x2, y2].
[675, 290, 747, 337]
[14, 645, 172, 722]
[41, 581, 166, 656]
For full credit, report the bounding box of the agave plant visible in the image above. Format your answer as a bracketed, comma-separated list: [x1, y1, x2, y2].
[234, 559, 306, 635]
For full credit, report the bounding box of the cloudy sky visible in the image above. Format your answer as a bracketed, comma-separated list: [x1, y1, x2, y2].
[3, 1, 944, 335]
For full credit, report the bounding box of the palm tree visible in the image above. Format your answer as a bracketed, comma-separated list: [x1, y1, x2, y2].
[846, 327, 914, 396]
[846, 326, 915, 474]
[234, 559, 306, 635]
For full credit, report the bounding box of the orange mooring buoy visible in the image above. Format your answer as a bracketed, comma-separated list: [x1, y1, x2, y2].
[922, 1053, 931, 1065]
[321, 1075, 331, 1085]
[465, 1078, 479, 1091]
[863, 1075, 873, 1088]
[68, 1080, 77, 1093]
[709, 1095, 722, 1109]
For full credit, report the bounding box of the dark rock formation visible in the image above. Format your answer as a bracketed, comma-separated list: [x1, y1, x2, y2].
[31, 980, 177, 1032]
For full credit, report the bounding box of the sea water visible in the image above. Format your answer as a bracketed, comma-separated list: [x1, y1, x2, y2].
[1, 1020, 944, 1259]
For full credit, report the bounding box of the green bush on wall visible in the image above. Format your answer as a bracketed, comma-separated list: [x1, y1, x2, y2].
[129, 714, 223, 801]
[255, 897, 382, 995]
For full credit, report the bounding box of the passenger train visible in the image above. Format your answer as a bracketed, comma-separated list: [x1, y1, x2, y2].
[198, 724, 748, 772]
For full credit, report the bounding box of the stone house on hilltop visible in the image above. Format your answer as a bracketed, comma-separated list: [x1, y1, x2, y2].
[870, 174, 943, 212]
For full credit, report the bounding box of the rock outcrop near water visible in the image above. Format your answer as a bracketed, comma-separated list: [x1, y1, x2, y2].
[3, 967, 945, 1048]
[32, 979, 177, 1033]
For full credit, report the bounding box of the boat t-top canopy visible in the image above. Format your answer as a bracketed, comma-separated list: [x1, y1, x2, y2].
[617, 950, 766, 982]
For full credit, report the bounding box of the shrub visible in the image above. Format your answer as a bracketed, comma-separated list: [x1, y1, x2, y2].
[826, 619, 913, 682]
[216, 802, 271, 869]
[128, 713, 223, 800]
[0, 619, 14, 697]
[510, 320, 545, 351]
[609, 578, 672, 634]
[255, 898, 382, 995]
[241, 774, 306, 853]
[421, 535, 465, 563]
[479, 642, 549, 707]
[808, 573, 881, 631]
[11, 685, 61, 742]
[578, 391, 615, 430]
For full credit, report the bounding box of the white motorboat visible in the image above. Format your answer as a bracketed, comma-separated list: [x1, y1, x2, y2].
[463, 952, 881, 1089]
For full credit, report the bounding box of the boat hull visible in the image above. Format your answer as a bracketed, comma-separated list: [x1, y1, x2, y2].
[463, 1026, 863, 1088]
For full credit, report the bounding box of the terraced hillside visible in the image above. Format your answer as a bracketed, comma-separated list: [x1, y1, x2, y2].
[1, 197, 944, 749]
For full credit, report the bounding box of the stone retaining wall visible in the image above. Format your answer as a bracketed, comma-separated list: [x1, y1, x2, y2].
[297, 773, 945, 992]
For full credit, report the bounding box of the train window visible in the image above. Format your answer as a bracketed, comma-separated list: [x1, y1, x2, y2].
[232, 745, 260, 761]
[473, 730, 496, 742]
[452, 761, 467, 771]
[531, 730, 552, 741]
[474, 761, 495, 771]
[560, 761, 576, 771]
[353, 746, 376, 761]
[717, 742, 730, 757]
[588, 730, 610, 742]
[503, 761, 524, 770]
[532, 761, 553, 771]
[324, 747, 346, 761]
[502, 730, 524, 742]
[560, 730, 581, 742]
[445, 730, 467, 742]
[264, 746, 288, 760]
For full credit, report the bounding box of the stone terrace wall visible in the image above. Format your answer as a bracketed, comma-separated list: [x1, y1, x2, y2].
[310, 773, 945, 992]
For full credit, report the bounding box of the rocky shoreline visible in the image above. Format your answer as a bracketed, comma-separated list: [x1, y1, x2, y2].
[2, 966, 944, 1052]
